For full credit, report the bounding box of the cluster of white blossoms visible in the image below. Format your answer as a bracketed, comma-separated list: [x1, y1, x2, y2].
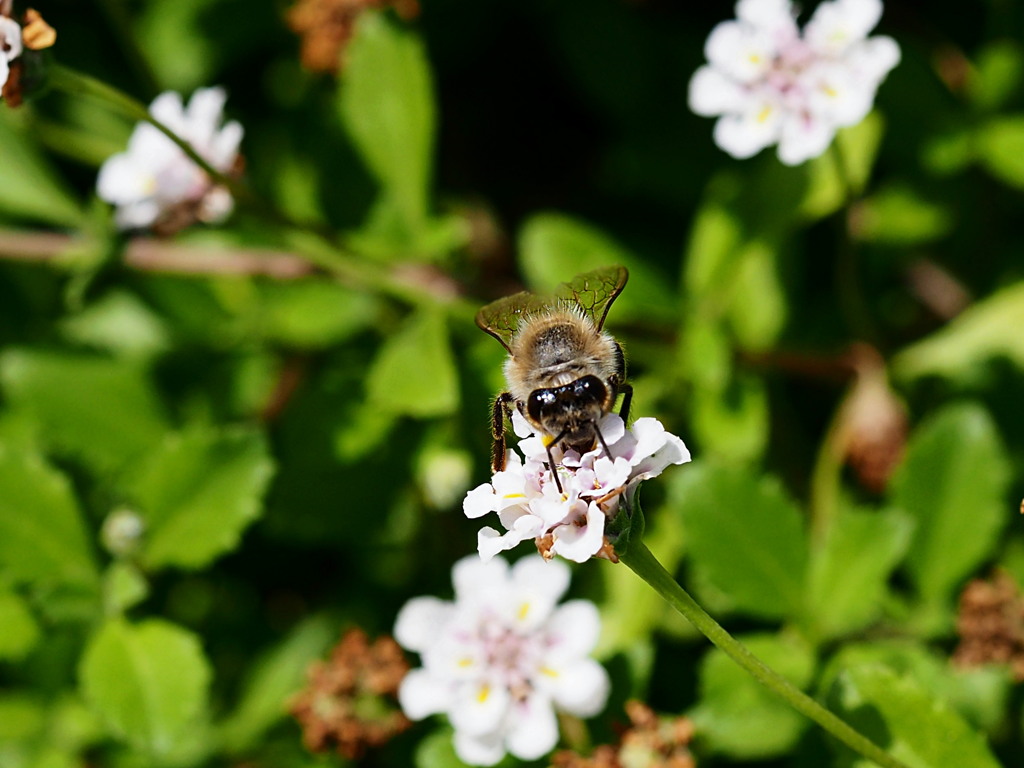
[0, 15, 21, 88]
[97, 87, 243, 231]
[394, 555, 610, 766]
[464, 411, 690, 563]
[689, 0, 900, 165]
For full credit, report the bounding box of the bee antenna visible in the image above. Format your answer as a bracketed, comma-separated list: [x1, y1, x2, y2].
[594, 421, 612, 458]
[546, 429, 567, 495]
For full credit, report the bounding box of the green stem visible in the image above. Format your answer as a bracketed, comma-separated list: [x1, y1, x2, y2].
[620, 541, 912, 768]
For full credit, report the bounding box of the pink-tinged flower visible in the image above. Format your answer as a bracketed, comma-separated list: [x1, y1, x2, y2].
[464, 412, 690, 563]
[0, 16, 22, 89]
[689, 0, 900, 165]
[394, 555, 610, 766]
[97, 87, 243, 232]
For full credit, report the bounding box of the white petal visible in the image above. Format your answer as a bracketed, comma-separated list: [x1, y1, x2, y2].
[736, 0, 797, 35]
[450, 681, 511, 736]
[114, 200, 162, 230]
[805, 0, 882, 56]
[478, 525, 530, 561]
[505, 693, 559, 761]
[209, 120, 244, 170]
[712, 99, 782, 159]
[847, 35, 901, 83]
[689, 65, 747, 117]
[550, 504, 605, 563]
[453, 554, 509, 600]
[511, 555, 571, 602]
[453, 728, 506, 767]
[198, 186, 234, 223]
[704, 21, 775, 84]
[630, 431, 690, 481]
[1, 18, 23, 62]
[511, 409, 534, 438]
[544, 600, 602, 661]
[777, 112, 837, 165]
[398, 669, 452, 720]
[96, 153, 151, 204]
[394, 596, 452, 652]
[0, 56, 8, 89]
[543, 658, 610, 718]
[148, 91, 187, 134]
[464, 483, 498, 519]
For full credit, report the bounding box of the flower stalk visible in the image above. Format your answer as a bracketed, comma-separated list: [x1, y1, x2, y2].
[619, 539, 913, 768]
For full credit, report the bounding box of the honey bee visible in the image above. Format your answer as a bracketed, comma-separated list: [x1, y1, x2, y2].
[476, 266, 633, 492]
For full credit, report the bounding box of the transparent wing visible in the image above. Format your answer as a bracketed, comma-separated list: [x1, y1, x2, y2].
[553, 265, 628, 330]
[475, 291, 552, 352]
[475, 265, 629, 351]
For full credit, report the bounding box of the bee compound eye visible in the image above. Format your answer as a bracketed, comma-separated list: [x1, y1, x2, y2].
[575, 375, 607, 403]
[527, 389, 556, 421]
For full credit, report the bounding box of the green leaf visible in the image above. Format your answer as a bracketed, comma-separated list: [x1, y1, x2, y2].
[125, 427, 275, 571]
[832, 665, 1001, 768]
[677, 463, 807, 619]
[366, 309, 459, 417]
[724, 237, 786, 350]
[0, 349, 169, 473]
[518, 213, 675, 324]
[978, 115, 1024, 190]
[135, 0, 219, 91]
[0, 446, 99, 591]
[891, 403, 1010, 605]
[79, 618, 211, 758]
[691, 633, 814, 759]
[852, 185, 953, 245]
[968, 41, 1024, 112]
[102, 562, 150, 616]
[415, 726, 465, 768]
[59, 291, 172, 359]
[690, 370, 769, 464]
[0, 588, 41, 660]
[339, 11, 435, 239]
[0, 111, 84, 227]
[258, 280, 379, 348]
[219, 615, 337, 753]
[892, 281, 1024, 382]
[807, 507, 914, 641]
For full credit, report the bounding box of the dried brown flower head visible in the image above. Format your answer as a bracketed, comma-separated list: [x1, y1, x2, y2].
[837, 343, 908, 494]
[287, 0, 420, 75]
[551, 701, 697, 768]
[289, 628, 412, 759]
[1, 6, 55, 108]
[953, 570, 1024, 682]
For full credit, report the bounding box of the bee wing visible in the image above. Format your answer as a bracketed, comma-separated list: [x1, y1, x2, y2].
[554, 265, 628, 330]
[475, 291, 553, 352]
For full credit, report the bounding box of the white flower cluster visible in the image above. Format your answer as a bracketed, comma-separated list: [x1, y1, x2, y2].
[97, 87, 243, 231]
[689, 0, 900, 165]
[464, 411, 690, 563]
[0, 16, 21, 89]
[395, 555, 609, 766]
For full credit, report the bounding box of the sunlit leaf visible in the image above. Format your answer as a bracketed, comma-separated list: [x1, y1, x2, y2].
[0, 349, 169, 472]
[978, 115, 1024, 191]
[0, 445, 99, 592]
[691, 633, 814, 758]
[891, 404, 1010, 607]
[124, 426, 275, 571]
[339, 11, 434, 240]
[366, 308, 459, 417]
[852, 185, 953, 245]
[677, 463, 807, 619]
[79, 618, 211, 757]
[0, 111, 85, 227]
[807, 507, 914, 641]
[831, 665, 1002, 768]
[893, 281, 1024, 382]
[0, 588, 41, 660]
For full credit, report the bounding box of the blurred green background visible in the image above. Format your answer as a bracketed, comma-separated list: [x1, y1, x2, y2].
[3, 0, 1024, 766]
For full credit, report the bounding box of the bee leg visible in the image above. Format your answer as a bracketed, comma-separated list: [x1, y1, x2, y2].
[490, 392, 515, 473]
[616, 382, 634, 423]
[594, 421, 612, 458]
